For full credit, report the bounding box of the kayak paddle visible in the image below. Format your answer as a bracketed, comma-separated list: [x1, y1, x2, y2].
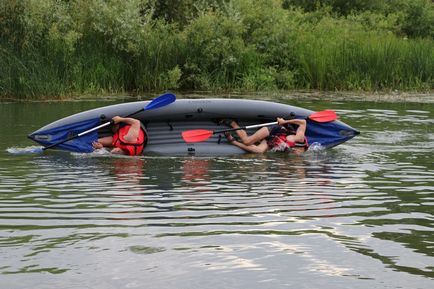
[182, 109, 337, 143]
[34, 92, 176, 153]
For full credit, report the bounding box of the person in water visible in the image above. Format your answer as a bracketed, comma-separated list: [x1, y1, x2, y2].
[223, 117, 308, 154]
[92, 116, 147, 155]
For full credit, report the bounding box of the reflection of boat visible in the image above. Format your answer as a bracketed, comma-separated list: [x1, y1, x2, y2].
[28, 99, 359, 155]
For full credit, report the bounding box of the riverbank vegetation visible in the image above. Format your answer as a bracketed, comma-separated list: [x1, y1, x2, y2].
[1, 0, 433, 99]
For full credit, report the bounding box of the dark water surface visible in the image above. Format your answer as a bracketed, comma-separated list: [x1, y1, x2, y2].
[0, 97, 433, 289]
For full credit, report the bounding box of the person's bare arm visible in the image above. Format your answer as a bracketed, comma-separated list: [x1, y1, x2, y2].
[92, 136, 113, 149]
[112, 116, 141, 143]
[277, 118, 306, 143]
[231, 139, 269, 153]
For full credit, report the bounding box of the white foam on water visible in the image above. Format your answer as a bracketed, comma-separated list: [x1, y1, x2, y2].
[307, 142, 325, 152]
[6, 146, 44, 155]
[70, 148, 112, 158]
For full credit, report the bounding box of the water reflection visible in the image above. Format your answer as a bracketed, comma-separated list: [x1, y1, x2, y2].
[110, 157, 146, 184]
[182, 159, 210, 184]
[3, 149, 432, 281]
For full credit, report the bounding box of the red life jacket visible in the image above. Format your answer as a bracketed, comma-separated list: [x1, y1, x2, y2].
[112, 125, 146, 156]
[267, 132, 308, 152]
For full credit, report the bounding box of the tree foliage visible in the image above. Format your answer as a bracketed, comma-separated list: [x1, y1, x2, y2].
[0, 0, 433, 98]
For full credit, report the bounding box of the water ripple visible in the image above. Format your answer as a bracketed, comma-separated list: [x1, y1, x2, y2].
[0, 103, 433, 288]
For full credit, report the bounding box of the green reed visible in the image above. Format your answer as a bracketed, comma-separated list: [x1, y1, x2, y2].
[296, 31, 434, 91]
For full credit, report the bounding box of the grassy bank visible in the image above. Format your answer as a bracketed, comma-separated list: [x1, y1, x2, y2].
[1, 0, 433, 99]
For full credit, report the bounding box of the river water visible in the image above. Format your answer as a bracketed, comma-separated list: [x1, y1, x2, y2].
[0, 96, 433, 289]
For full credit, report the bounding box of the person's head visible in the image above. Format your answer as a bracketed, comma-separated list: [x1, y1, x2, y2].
[291, 147, 306, 155]
[110, 147, 128, 155]
[291, 142, 309, 155]
[111, 124, 120, 133]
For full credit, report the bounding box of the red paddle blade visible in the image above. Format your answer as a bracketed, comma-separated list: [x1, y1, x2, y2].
[182, 129, 214, 143]
[308, 110, 338, 122]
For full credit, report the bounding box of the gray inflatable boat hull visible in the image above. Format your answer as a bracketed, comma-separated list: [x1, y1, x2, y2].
[29, 98, 359, 155]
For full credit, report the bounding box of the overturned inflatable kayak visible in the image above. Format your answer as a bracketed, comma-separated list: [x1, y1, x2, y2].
[28, 98, 359, 155]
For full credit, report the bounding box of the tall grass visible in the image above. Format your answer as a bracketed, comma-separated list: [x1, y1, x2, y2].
[0, 0, 433, 99]
[294, 19, 434, 90]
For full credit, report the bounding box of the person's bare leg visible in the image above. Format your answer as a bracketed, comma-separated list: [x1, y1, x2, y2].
[92, 136, 113, 150]
[225, 132, 269, 153]
[97, 136, 113, 146]
[229, 121, 270, 145]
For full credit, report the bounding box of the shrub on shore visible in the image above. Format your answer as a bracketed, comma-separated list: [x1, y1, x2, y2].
[0, 0, 433, 99]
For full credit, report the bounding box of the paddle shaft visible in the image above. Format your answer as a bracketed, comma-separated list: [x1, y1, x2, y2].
[182, 109, 337, 144]
[212, 112, 297, 135]
[213, 110, 337, 135]
[213, 121, 278, 135]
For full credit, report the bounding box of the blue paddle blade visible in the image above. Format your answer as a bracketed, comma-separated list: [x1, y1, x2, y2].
[28, 118, 100, 153]
[144, 93, 176, 111]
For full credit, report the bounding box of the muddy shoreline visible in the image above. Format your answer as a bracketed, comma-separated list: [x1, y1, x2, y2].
[1, 90, 434, 103]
